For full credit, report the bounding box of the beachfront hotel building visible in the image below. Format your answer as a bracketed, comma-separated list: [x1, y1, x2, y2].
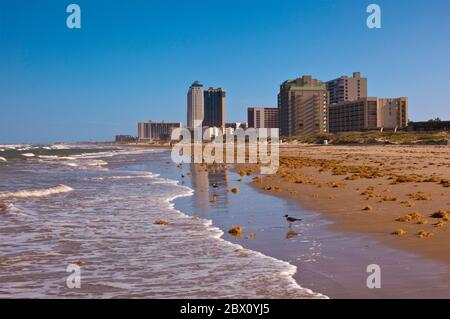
[247, 107, 279, 128]
[138, 121, 182, 141]
[326, 72, 368, 105]
[187, 81, 204, 129]
[278, 75, 329, 136]
[328, 97, 408, 132]
[203, 87, 226, 128]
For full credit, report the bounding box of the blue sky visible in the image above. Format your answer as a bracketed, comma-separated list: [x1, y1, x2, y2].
[1, 0, 449, 143]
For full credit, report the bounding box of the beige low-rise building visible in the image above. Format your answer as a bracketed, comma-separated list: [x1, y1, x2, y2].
[138, 121, 182, 141]
[328, 97, 408, 132]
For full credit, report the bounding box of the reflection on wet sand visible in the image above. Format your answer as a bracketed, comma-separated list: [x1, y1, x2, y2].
[188, 163, 230, 215]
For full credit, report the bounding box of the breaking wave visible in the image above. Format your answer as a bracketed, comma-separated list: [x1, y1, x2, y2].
[0, 184, 74, 200]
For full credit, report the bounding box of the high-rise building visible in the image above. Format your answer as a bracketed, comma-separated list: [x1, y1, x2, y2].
[328, 97, 408, 132]
[203, 87, 226, 128]
[138, 121, 182, 141]
[278, 75, 329, 136]
[247, 107, 279, 128]
[326, 72, 368, 105]
[187, 81, 204, 128]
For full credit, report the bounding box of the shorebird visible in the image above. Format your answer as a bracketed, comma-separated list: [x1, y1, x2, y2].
[212, 183, 218, 188]
[284, 215, 302, 223]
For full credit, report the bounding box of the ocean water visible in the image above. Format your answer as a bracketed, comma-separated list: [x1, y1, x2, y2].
[0, 144, 324, 298]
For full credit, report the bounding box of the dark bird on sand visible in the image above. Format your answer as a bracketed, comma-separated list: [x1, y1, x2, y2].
[284, 215, 302, 223]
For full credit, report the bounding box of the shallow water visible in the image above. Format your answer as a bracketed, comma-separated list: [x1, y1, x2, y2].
[0, 145, 322, 298]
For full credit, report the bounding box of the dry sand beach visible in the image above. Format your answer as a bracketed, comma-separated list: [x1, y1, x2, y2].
[245, 144, 450, 265]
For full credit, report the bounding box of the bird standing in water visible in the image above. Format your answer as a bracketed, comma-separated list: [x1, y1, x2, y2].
[284, 215, 302, 223]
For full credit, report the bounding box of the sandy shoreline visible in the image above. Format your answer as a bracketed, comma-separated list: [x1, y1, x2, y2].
[245, 144, 450, 266]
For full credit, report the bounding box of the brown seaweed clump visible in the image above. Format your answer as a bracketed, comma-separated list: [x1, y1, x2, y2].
[408, 192, 432, 201]
[396, 215, 412, 222]
[154, 220, 169, 226]
[440, 179, 450, 188]
[430, 210, 449, 219]
[433, 220, 447, 228]
[418, 231, 434, 239]
[396, 212, 423, 222]
[228, 226, 243, 237]
[400, 200, 414, 208]
[392, 229, 407, 236]
[231, 187, 239, 193]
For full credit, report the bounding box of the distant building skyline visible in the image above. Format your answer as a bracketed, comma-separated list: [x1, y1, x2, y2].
[138, 71, 409, 138]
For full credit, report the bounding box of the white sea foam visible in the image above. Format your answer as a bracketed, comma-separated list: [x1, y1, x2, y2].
[21, 153, 35, 158]
[90, 173, 159, 180]
[49, 144, 71, 150]
[0, 144, 29, 150]
[63, 162, 79, 167]
[39, 155, 77, 160]
[0, 184, 73, 200]
[87, 160, 108, 167]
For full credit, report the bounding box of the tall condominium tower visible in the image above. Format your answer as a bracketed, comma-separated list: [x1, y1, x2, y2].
[278, 75, 329, 136]
[326, 72, 368, 105]
[187, 81, 204, 128]
[203, 87, 226, 128]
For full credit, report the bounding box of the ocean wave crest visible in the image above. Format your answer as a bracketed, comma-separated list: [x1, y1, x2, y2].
[90, 173, 159, 180]
[0, 184, 74, 200]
